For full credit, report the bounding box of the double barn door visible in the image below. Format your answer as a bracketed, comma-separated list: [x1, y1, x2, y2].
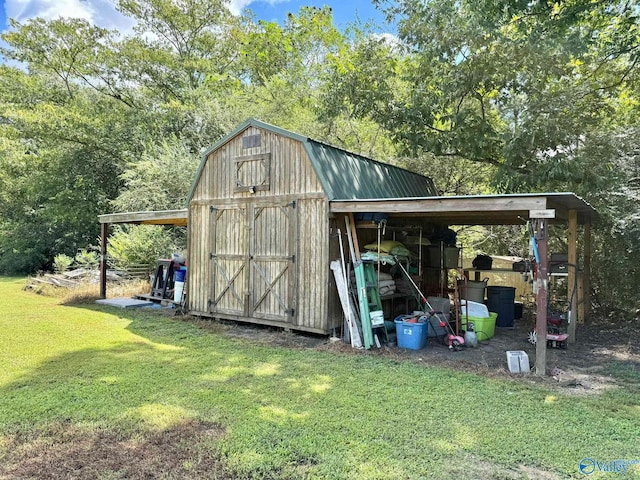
[209, 203, 296, 323]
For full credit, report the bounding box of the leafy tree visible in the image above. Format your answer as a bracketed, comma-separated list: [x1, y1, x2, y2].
[113, 138, 200, 212]
[1, 18, 116, 100]
[3, 0, 636, 321]
[366, 0, 640, 313]
[373, 0, 639, 180]
[0, 62, 130, 273]
[53, 254, 74, 273]
[398, 153, 494, 196]
[0, 3, 243, 273]
[107, 225, 182, 271]
[73, 248, 100, 270]
[117, 0, 240, 94]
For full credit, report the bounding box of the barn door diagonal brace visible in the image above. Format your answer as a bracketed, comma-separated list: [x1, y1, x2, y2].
[252, 261, 288, 313]
[211, 259, 245, 306]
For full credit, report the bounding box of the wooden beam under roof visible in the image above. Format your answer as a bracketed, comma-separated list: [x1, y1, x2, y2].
[98, 209, 188, 226]
[330, 193, 596, 225]
[331, 195, 546, 214]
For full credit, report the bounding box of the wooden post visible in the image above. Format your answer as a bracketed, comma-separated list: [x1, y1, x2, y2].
[535, 219, 548, 376]
[583, 223, 591, 323]
[100, 222, 108, 299]
[567, 209, 578, 343]
[347, 213, 361, 261]
[577, 272, 584, 324]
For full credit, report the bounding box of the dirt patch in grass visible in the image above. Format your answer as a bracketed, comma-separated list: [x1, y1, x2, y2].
[441, 453, 563, 480]
[0, 420, 229, 480]
[332, 313, 639, 395]
[195, 309, 640, 396]
[191, 317, 329, 350]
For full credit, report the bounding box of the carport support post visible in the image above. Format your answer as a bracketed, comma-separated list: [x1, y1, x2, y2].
[567, 209, 578, 343]
[535, 219, 549, 376]
[100, 222, 108, 299]
[583, 223, 591, 322]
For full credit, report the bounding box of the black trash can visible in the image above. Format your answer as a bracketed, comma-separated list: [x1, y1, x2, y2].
[514, 301, 523, 320]
[486, 286, 516, 327]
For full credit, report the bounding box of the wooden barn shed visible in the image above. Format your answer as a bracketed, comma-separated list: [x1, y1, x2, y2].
[186, 118, 437, 334]
[99, 119, 597, 373]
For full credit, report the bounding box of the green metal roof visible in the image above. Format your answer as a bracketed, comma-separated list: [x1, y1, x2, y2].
[303, 140, 436, 200]
[187, 118, 437, 203]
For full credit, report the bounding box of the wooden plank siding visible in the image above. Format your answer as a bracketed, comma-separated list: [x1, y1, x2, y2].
[210, 206, 249, 316]
[250, 203, 296, 322]
[188, 126, 333, 333]
[187, 204, 211, 314]
[295, 198, 331, 331]
[191, 126, 324, 202]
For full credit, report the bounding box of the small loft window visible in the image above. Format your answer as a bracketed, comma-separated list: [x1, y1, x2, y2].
[242, 134, 261, 149]
[235, 153, 270, 192]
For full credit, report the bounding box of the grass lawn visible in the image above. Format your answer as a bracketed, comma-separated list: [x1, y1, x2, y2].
[0, 276, 638, 479]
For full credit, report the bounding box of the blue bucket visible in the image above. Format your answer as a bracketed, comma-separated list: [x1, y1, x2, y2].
[394, 319, 428, 350]
[174, 268, 186, 283]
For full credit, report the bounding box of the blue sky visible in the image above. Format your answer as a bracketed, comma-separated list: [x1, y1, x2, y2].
[0, 0, 391, 33]
[246, 0, 389, 30]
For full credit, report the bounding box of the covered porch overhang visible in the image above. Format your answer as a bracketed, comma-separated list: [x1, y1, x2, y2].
[97, 209, 188, 300]
[98, 209, 188, 227]
[329, 192, 596, 225]
[331, 192, 597, 375]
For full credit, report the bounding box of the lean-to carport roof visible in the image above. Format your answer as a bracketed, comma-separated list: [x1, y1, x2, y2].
[186, 118, 437, 203]
[330, 192, 597, 225]
[97, 193, 596, 226]
[99, 209, 188, 226]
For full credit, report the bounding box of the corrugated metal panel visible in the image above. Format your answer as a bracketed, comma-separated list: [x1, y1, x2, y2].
[304, 141, 437, 200]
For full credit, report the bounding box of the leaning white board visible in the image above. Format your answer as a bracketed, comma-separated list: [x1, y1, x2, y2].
[330, 260, 363, 349]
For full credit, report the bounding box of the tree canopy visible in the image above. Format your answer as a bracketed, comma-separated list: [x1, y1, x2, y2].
[0, 0, 638, 313]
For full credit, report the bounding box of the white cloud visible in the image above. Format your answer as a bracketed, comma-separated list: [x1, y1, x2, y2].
[227, 0, 253, 16]
[7, 0, 92, 22]
[4, 0, 135, 31]
[4, 0, 293, 30]
[371, 32, 404, 53]
[372, 32, 400, 46]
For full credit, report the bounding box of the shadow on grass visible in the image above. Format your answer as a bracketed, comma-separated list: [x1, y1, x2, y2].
[0, 306, 377, 477]
[1, 304, 639, 479]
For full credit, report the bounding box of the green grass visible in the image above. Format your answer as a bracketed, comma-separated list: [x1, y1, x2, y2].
[0, 276, 638, 479]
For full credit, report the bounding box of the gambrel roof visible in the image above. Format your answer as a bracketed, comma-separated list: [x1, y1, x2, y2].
[187, 118, 437, 203]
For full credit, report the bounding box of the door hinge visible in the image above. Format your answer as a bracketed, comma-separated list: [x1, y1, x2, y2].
[290, 255, 295, 263]
[210, 206, 217, 213]
[287, 308, 295, 317]
[210, 253, 216, 260]
[289, 200, 296, 208]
